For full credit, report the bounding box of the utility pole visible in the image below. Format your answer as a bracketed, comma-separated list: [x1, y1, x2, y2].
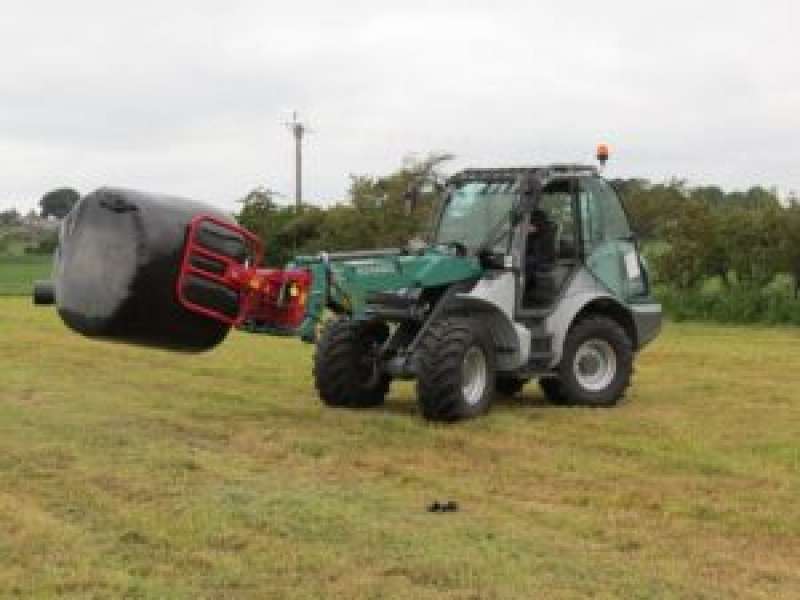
[285, 111, 307, 211]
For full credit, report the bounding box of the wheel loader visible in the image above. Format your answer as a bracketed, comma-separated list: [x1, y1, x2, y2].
[35, 151, 661, 421]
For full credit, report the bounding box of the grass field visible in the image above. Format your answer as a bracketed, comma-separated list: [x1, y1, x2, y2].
[1, 297, 799, 598]
[0, 254, 52, 296]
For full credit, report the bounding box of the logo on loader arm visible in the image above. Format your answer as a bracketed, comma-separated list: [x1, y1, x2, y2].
[350, 260, 396, 276]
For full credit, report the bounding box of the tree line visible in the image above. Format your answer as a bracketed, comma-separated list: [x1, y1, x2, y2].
[616, 179, 800, 293]
[4, 160, 797, 324]
[616, 179, 800, 323]
[1, 188, 80, 226]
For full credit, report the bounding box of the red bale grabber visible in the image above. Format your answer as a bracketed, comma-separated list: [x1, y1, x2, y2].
[176, 215, 315, 334]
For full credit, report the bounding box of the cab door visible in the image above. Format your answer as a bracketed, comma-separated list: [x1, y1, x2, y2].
[517, 178, 582, 310]
[578, 177, 647, 300]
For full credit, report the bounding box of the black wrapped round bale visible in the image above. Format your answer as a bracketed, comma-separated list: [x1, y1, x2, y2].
[53, 188, 247, 352]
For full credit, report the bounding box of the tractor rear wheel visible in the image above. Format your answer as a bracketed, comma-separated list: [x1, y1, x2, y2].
[557, 316, 633, 407]
[313, 317, 390, 409]
[416, 317, 496, 421]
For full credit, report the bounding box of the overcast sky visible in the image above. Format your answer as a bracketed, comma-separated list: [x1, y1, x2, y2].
[1, 1, 798, 212]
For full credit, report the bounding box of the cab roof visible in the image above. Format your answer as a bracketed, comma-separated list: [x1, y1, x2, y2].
[448, 164, 599, 185]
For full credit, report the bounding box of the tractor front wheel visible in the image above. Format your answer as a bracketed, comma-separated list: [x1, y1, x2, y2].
[416, 317, 496, 421]
[313, 317, 391, 409]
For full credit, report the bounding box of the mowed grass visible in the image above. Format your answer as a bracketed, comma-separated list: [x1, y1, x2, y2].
[1, 298, 799, 599]
[0, 255, 52, 296]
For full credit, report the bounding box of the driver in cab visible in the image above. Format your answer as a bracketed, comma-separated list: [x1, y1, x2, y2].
[525, 209, 557, 284]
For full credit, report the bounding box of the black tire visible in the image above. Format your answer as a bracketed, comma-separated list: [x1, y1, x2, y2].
[538, 377, 570, 405]
[558, 315, 633, 407]
[416, 317, 496, 422]
[313, 317, 391, 409]
[496, 376, 528, 397]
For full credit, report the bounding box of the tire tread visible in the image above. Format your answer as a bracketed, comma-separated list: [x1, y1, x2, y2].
[416, 317, 495, 421]
[313, 318, 390, 408]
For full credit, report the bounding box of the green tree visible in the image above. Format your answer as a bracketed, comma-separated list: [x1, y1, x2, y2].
[235, 187, 299, 266]
[786, 206, 800, 298]
[653, 199, 716, 290]
[616, 179, 686, 241]
[346, 152, 454, 247]
[0, 208, 22, 226]
[40, 188, 80, 219]
[725, 186, 781, 210]
[690, 185, 726, 207]
[234, 154, 454, 266]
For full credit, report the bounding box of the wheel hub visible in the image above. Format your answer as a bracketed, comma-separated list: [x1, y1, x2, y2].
[462, 346, 487, 406]
[573, 339, 617, 392]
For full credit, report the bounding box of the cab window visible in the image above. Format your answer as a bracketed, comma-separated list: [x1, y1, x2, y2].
[537, 181, 577, 260]
[579, 177, 632, 252]
[579, 177, 644, 299]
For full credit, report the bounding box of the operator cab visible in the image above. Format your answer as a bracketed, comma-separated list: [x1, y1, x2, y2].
[436, 164, 650, 314]
[519, 171, 648, 311]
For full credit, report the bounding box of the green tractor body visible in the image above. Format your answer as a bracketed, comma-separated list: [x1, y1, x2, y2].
[283, 248, 483, 340]
[36, 162, 662, 421]
[245, 164, 662, 419]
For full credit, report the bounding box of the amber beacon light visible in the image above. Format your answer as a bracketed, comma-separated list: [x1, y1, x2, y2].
[596, 144, 610, 167]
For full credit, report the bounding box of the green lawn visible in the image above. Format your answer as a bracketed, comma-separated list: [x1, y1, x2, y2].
[0, 254, 52, 296]
[1, 297, 799, 598]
